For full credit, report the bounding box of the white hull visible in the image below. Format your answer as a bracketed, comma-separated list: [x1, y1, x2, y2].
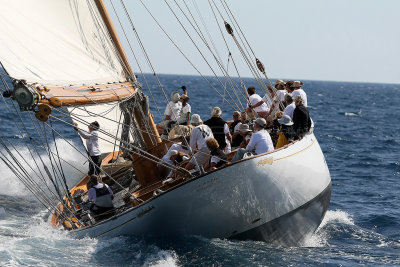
[70, 133, 331, 244]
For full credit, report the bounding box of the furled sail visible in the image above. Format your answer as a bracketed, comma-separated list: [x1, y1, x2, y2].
[0, 0, 125, 86]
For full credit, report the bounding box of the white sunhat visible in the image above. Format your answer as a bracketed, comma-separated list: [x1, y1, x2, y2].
[170, 91, 180, 103]
[255, 118, 266, 127]
[190, 114, 202, 124]
[278, 115, 294, 126]
[169, 149, 178, 158]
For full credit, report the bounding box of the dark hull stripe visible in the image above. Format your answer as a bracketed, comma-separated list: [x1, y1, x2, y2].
[230, 183, 332, 245]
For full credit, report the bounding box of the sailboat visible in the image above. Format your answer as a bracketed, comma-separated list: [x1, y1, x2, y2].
[0, 0, 331, 244]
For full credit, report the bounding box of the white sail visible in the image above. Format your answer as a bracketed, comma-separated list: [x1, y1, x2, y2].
[68, 102, 124, 154]
[0, 0, 125, 86]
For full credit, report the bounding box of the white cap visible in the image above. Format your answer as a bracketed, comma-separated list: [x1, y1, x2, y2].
[169, 150, 178, 157]
[190, 114, 202, 124]
[255, 118, 266, 127]
[171, 91, 180, 103]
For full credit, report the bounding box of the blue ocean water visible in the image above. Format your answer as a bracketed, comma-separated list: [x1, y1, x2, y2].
[0, 74, 399, 266]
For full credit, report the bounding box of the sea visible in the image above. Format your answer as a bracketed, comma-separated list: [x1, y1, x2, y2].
[0, 73, 399, 266]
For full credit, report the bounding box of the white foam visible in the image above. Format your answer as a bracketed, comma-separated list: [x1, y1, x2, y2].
[344, 109, 362, 117]
[0, 139, 87, 197]
[143, 249, 180, 267]
[319, 209, 355, 228]
[301, 210, 354, 248]
[0, 207, 6, 219]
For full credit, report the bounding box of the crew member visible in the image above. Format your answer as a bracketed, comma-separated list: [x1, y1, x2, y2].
[74, 121, 101, 176]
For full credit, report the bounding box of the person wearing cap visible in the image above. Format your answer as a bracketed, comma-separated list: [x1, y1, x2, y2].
[285, 80, 294, 94]
[74, 121, 102, 176]
[158, 140, 190, 179]
[275, 80, 287, 102]
[245, 86, 269, 117]
[291, 81, 308, 107]
[205, 138, 228, 171]
[293, 95, 311, 139]
[232, 118, 274, 161]
[276, 115, 295, 149]
[86, 174, 114, 218]
[283, 94, 296, 119]
[237, 123, 253, 148]
[204, 107, 232, 153]
[157, 91, 182, 135]
[177, 94, 191, 125]
[185, 114, 214, 171]
[230, 111, 243, 149]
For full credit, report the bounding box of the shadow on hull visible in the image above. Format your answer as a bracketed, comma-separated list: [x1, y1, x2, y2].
[230, 183, 332, 246]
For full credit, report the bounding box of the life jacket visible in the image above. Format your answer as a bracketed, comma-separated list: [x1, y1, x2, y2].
[229, 120, 243, 147]
[93, 184, 113, 208]
[204, 117, 227, 149]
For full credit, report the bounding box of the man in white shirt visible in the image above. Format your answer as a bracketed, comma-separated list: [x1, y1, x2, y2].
[158, 142, 190, 179]
[177, 94, 191, 125]
[157, 91, 182, 134]
[291, 81, 308, 107]
[245, 86, 269, 117]
[74, 121, 101, 176]
[185, 114, 214, 171]
[232, 118, 274, 161]
[283, 94, 296, 119]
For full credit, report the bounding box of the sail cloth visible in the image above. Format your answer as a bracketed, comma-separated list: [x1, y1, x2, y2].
[0, 0, 125, 86]
[68, 102, 125, 154]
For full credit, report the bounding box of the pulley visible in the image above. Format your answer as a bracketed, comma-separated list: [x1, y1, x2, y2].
[35, 110, 49, 122]
[256, 58, 265, 73]
[38, 103, 52, 115]
[49, 97, 62, 107]
[224, 21, 234, 36]
[12, 80, 40, 109]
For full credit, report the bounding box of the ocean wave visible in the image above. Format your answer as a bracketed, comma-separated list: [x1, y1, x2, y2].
[327, 135, 348, 141]
[344, 110, 362, 117]
[301, 209, 355, 248]
[0, 139, 87, 197]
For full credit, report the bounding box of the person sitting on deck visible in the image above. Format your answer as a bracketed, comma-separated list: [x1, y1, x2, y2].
[237, 123, 253, 148]
[231, 118, 274, 161]
[185, 114, 214, 172]
[283, 94, 295, 119]
[276, 115, 296, 149]
[156, 91, 182, 136]
[158, 139, 190, 179]
[245, 86, 269, 118]
[86, 175, 114, 218]
[205, 138, 228, 171]
[293, 95, 312, 139]
[74, 121, 101, 176]
[204, 107, 232, 153]
[229, 111, 243, 149]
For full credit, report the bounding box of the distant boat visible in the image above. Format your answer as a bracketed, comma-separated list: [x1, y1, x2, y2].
[0, 0, 331, 245]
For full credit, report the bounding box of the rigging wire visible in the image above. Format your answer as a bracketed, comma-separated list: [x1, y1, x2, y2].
[163, 0, 242, 111]
[109, 0, 163, 120]
[137, 0, 237, 111]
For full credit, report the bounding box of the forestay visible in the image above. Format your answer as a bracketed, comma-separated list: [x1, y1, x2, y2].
[0, 0, 125, 86]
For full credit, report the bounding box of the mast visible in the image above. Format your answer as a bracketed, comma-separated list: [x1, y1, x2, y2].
[94, 0, 161, 147]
